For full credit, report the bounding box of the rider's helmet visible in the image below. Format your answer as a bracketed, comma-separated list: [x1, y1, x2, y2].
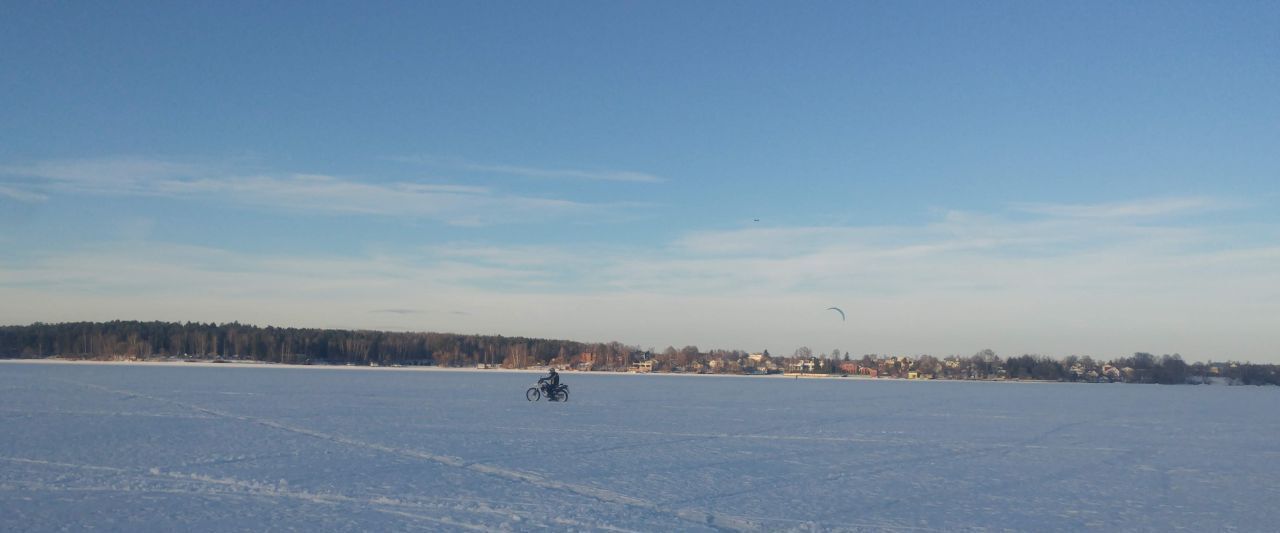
[550, 368, 557, 374]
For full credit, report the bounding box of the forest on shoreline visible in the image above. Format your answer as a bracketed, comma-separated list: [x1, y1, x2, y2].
[1, 321, 1276, 385]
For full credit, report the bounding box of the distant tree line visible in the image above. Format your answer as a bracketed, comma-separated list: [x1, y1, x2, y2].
[1, 321, 1276, 385]
[777, 347, 1280, 386]
[0, 321, 605, 368]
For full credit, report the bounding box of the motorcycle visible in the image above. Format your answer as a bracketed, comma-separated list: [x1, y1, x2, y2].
[526, 381, 569, 402]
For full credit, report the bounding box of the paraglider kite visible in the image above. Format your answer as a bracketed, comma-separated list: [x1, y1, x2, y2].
[827, 307, 845, 321]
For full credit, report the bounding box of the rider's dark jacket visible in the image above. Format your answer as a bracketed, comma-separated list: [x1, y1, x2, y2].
[539, 370, 559, 390]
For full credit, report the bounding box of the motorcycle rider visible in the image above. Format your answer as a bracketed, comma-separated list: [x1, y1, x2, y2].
[538, 368, 561, 400]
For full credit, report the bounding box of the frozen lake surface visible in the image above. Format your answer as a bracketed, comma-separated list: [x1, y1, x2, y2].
[2, 361, 1277, 532]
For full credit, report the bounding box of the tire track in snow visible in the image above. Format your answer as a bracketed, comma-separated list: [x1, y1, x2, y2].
[61, 379, 755, 532]
[731, 514, 948, 532]
[5, 453, 646, 531]
[0, 455, 129, 473]
[1, 458, 530, 531]
[492, 425, 1130, 453]
[3, 482, 500, 531]
[0, 407, 218, 420]
[169, 451, 299, 470]
[372, 508, 494, 531]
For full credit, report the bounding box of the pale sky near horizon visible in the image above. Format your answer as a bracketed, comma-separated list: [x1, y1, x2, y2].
[2, 2, 1278, 362]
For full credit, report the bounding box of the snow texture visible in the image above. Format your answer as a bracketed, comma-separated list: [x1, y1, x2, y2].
[1, 361, 1277, 532]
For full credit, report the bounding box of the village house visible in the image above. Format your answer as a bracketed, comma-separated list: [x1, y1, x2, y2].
[743, 353, 778, 374]
[1101, 364, 1123, 382]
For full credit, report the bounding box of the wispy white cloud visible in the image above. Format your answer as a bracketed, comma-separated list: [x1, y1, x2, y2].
[461, 162, 665, 183]
[0, 185, 47, 202]
[1, 157, 601, 226]
[390, 155, 666, 183]
[159, 173, 586, 224]
[1012, 196, 1238, 218]
[0, 157, 203, 195]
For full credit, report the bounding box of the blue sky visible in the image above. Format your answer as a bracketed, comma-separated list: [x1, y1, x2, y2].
[2, 1, 1278, 361]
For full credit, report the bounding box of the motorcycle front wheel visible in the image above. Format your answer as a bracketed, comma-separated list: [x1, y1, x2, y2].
[526, 387, 540, 401]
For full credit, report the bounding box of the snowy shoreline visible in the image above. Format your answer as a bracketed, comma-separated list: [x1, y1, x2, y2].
[0, 358, 1053, 383]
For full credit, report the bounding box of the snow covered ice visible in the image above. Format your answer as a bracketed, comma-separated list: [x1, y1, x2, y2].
[2, 361, 1278, 531]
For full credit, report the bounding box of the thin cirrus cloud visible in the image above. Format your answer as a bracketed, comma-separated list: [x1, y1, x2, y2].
[630, 197, 1269, 295]
[0, 157, 203, 195]
[0, 157, 598, 225]
[0, 185, 47, 202]
[1011, 196, 1239, 218]
[160, 173, 584, 225]
[369, 196, 1274, 304]
[673, 197, 1232, 259]
[388, 155, 667, 183]
[460, 162, 666, 183]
